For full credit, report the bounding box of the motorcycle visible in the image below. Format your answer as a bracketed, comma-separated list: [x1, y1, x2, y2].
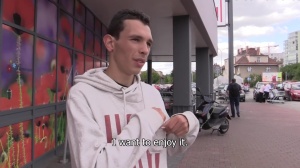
[194, 88, 231, 134]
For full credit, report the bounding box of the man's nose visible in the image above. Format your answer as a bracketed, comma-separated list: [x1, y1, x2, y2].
[140, 43, 150, 55]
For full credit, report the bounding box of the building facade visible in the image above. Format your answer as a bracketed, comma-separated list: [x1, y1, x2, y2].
[284, 30, 300, 65]
[223, 47, 282, 80]
[0, 0, 108, 167]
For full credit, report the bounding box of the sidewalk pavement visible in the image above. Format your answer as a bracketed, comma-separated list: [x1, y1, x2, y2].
[168, 100, 300, 168]
[45, 99, 300, 168]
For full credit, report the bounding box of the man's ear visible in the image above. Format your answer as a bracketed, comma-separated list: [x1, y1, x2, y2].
[103, 34, 114, 52]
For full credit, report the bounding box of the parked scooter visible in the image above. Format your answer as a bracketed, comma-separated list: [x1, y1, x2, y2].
[194, 88, 231, 134]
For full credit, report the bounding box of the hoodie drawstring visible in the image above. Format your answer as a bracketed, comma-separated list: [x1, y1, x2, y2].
[140, 83, 146, 109]
[121, 88, 127, 124]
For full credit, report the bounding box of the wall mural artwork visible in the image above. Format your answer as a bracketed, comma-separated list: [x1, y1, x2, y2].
[56, 111, 67, 146]
[60, 0, 74, 15]
[74, 52, 84, 76]
[85, 29, 94, 56]
[95, 19, 102, 37]
[58, 11, 73, 47]
[34, 38, 57, 105]
[0, 25, 33, 111]
[0, 0, 107, 165]
[0, 120, 32, 168]
[74, 21, 85, 52]
[101, 26, 107, 60]
[34, 114, 55, 159]
[86, 9, 94, 31]
[36, 0, 57, 40]
[57, 46, 72, 102]
[75, 0, 85, 24]
[85, 56, 94, 72]
[94, 36, 102, 58]
[2, 0, 34, 31]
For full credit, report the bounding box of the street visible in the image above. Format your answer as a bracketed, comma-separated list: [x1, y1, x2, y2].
[168, 89, 300, 168]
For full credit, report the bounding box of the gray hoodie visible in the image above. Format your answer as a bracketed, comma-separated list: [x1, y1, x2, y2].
[66, 67, 199, 168]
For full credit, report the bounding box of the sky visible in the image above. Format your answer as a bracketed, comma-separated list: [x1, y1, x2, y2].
[142, 0, 300, 75]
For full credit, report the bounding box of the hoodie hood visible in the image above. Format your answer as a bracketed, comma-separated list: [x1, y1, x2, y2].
[74, 67, 143, 103]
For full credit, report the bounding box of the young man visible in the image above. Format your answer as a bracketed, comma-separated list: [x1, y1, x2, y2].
[226, 78, 242, 117]
[66, 9, 199, 168]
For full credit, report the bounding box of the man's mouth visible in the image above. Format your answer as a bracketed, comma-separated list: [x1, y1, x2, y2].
[134, 58, 145, 63]
[134, 58, 146, 68]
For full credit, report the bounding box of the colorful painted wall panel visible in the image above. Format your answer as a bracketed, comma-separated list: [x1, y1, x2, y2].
[37, 0, 57, 40]
[0, 25, 33, 111]
[57, 46, 72, 102]
[34, 38, 57, 105]
[74, 21, 85, 52]
[101, 25, 107, 60]
[2, 0, 35, 31]
[95, 19, 102, 37]
[85, 29, 94, 55]
[94, 36, 102, 57]
[56, 111, 67, 146]
[60, 0, 74, 15]
[75, 0, 85, 24]
[74, 52, 84, 76]
[58, 11, 73, 47]
[0, 120, 32, 167]
[34, 114, 55, 159]
[85, 56, 94, 71]
[86, 9, 94, 31]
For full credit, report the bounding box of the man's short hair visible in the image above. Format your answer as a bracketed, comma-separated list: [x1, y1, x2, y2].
[231, 78, 236, 83]
[107, 9, 150, 39]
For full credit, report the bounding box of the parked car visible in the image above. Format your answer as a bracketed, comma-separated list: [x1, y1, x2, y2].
[276, 83, 284, 91]
[284, 82, 300, 101]
[223, 84, 245, 102]
[160, 91, 173, 116]
[253, 81, 270, 102]
[217, 83, 228, 97]
[242, 83, 250, 93]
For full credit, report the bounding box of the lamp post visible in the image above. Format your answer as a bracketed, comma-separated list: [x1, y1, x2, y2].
[218, 48, 228, 75]
[218, 49, 223, 74]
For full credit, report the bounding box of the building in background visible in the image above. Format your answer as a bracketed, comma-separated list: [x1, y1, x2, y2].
[284, 30, 300, 65]
[223, 47, 283, 80]
[269, 52, 285, 62]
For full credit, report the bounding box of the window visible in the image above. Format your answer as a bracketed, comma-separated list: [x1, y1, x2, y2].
[247, 67, 252, 72]
[266, 67, 271, 72]
[257, 57, 260, 62]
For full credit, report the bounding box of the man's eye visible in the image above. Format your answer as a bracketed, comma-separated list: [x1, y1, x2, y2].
[147, 42, 152, 48]
[132, 38, 140, 42]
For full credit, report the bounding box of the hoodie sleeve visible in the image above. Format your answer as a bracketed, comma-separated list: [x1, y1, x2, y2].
[145, 85, 199, 157]
[144, 86, 200, 156]
[166, 111, 199, 156]
[67, 90, 164, 168]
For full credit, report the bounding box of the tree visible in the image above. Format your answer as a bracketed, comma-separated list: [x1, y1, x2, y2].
[140, 71, 147, 82]
[244, 74, 262, 87]
[280, 63, 300, 81]
[152, 71, 160, 84]
[164, 74, 173, 84]
[140, 69, 161, 84]
[192, 71, 196, 83]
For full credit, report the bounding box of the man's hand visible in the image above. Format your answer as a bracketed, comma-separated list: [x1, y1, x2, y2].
[152, 107, 166, 121]
[161, 115, 189, 137]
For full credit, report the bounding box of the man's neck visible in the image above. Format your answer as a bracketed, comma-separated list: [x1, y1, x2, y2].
[104, 67, 134, 87]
